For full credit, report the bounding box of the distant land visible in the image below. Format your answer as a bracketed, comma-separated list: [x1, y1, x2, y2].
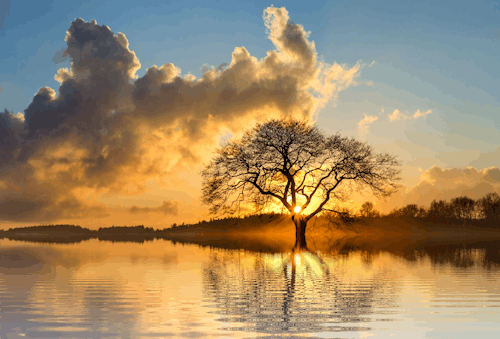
[1, 213, 500, 253]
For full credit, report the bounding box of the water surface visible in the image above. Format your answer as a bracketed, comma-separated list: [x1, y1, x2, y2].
[0, 238, 499, 338]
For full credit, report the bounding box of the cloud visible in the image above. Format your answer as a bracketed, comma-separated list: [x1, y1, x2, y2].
[469, 147, 500, 170]
[0, 198, 47, 220]
[0, 109, 24, 163]
[382, 166, 500, 210]
[52, 48, 69, 64]
[388, 109, 402, 122]
[358, 114, 378, 140]
[128, 201, 179, 216]
[0, 85, 2, 93]
[412, 109, 432, 119]
[388, 108, 432, 122]
[0, 7, 363, 223]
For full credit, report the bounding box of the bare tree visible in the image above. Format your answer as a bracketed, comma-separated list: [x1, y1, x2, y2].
[389, 203, 427, 219]
[478, 192, 500, 221]
[450, 196, 476, 222]
[359, 202, 380, 218]
[201, 118, 401, 249]
[427, 199, 453, 223]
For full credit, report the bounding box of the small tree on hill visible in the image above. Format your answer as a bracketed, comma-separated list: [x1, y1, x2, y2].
[359, 202, 380, 218]
[201, 118, 401, 250]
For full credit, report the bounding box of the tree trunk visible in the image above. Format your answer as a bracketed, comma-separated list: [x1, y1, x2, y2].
[293, 215, 308, 250]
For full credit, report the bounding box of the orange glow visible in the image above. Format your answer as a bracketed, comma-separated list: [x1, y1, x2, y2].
[294, 206, 301, 213]
[294, 253, 302, 266]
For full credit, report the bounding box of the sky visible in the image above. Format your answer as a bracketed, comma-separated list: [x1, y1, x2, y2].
[1, 0, 499, 229]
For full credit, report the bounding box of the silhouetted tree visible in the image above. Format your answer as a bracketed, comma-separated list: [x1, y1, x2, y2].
[389, 203, 426, 219]
[450, 196, 476, 222]
[359, 202, 379, 218]
[426, 199, 453, 223]
[201, 118, 401, 249]
[478, 192, 500, 221]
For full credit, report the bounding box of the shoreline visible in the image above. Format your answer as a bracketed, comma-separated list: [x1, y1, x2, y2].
[1, 216, 500, 253]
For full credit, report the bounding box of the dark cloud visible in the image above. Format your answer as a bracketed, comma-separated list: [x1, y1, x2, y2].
[128, 201, 179, 216]
[0, 198, 46, 219]
[0, 8, 361, 223]
[0, 109, 24, 163]
[52, 48, 69, 64]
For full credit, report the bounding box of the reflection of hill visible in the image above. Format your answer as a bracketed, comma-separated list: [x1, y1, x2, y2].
[0, 225, 159, 244]
[162, 216, 500, 268]
[3, 215, 500, 256]
[96, 235, 156, 243]
[159, 214, 296, 252]
[160, 215, 427, 253]
[0, 225, 97, 244]
[0, 236, 95, 244]
[315, 232, 500, 269]
[97, 225, 156, 243]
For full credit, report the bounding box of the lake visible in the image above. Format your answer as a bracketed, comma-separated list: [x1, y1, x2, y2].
[0, 238, 499, 338]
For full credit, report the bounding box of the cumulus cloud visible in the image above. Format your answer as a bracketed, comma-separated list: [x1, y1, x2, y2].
[379, 166, 500, 211]
[412, 109, 432, 119]
[358, 114, 378, 140]
[388, 108, 432, 122]
[0, 7, 363, 224]
[388, 109, 402, 122]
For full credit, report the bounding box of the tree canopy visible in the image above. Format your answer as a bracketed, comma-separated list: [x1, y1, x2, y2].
[201, 118, 402, 224]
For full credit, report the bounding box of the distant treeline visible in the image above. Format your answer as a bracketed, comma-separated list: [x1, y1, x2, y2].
[97, 225, 155, 235]
[2, 193, 500, 244]
[167, 212, 282, 230]
[0, 225, 159, 243]
[3, 224, 96, 234]
[0, 214, 285, 243]
[359, 192, 500, 225]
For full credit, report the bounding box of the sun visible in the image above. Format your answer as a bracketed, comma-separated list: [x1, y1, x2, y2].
[294, 206, 301, 213]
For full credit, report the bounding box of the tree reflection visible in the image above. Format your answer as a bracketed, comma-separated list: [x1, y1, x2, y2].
[202, 247, 398, 336]
[318, 234, 500, 270]
[414, 241, 500, 269]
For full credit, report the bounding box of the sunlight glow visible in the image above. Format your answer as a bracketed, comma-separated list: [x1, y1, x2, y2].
[294, 206, 301, 213]
[294, 253, 302, 266]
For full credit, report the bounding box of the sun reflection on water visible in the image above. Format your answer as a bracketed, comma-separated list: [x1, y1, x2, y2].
[0, 238, 499, 338]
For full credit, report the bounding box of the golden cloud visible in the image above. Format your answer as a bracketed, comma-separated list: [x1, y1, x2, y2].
[357, 114, 378, 140]
[0, 7, 363, 223]
[388, 108, 432, 122]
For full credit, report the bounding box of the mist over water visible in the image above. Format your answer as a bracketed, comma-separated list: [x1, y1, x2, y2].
[0, 238, 499, 338]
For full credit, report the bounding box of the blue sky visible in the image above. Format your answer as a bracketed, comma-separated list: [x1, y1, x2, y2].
[0, 0, 499, 225]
